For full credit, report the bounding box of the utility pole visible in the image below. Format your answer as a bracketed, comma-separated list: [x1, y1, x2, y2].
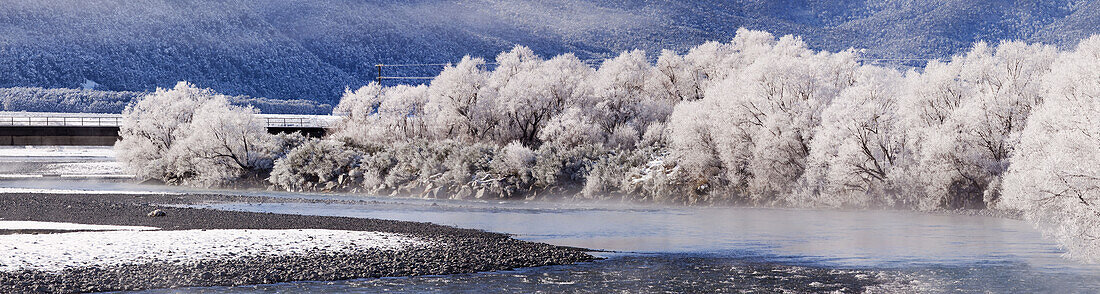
[376, 64, 383, 85]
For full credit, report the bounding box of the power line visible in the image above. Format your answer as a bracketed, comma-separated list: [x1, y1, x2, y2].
[373, 57, 942, 83]
[375, 63, 455, 67]
[378, 76, 436, 80]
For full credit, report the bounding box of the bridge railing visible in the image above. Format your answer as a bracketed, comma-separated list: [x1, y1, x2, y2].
[0, 114, 335, 128]
[264, 117, 314, 128]
[0, 116, 122, 127]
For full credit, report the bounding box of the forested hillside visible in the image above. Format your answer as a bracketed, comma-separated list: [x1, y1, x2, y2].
[1, 0, 1097, 104]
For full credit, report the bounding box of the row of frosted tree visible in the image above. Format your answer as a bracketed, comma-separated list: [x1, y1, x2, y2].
[116, 29, 1100, 261]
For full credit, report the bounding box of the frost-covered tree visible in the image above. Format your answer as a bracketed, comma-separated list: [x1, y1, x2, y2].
[668, 30, 858, 204]
[425, 56, 496, 141]
[333, 83, 429, 146]
[497, 51, 594, 146]
[665, 99, 728, 197]
[116, 81, 280, 186]
[902, 41, 1056, 209]
[116, 82, 218, 181]
[1002, 36, 1100, 262]
[586, 50, 667, 149]
[489, 46, 545, 145]
[800, 66, 913, 208]
[538, 105, 603, 148]
[170, 98, 280, 186]
[648, 39, 744, 102]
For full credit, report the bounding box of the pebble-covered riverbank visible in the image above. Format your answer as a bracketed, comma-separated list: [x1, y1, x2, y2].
[0, 193, 596, 293]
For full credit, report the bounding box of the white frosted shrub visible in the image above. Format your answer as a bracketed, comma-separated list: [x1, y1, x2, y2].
[494, 141, 536, 174]
[269, 139, 361, 191]
[532, 143, 609, 192]
[539, 108, 602, 147]
[357, 148, 398, 191]
[440, 142, 497, 190]
[607, 124, 640, 150]
[579, 149, 649, 200]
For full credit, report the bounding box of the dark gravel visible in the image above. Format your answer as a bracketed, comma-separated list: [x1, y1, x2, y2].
[0, 193, 596, 293]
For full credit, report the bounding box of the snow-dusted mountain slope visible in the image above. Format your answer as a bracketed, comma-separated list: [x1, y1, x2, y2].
[0, 0, 1095, 104]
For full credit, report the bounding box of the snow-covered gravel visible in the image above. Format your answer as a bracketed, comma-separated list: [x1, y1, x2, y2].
[0, 187, 176, 195]
[0, 229, 427, 272]
[0, 221, 157, 231]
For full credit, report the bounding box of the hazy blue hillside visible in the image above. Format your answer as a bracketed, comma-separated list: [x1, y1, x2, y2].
[0, 0, 1096, 106]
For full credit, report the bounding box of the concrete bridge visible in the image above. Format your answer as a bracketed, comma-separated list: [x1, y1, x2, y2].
[0, 113, 337, 146]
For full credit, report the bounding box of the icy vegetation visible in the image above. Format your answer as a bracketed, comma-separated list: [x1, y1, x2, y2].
[115, 82, 296, 186]
[116, 30, 1100, 261]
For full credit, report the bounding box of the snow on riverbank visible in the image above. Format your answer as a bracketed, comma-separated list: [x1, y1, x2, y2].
[37, 162, 125, 175]
[0, 146, 115, 158]
[0, 221, 157, 231]
[0, 229, 427, 272]
[0, 146, 128, 177]
[0, 187, 174, 195]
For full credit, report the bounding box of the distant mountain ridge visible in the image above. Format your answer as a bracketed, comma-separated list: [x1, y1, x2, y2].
[1, 0, 1097, 105]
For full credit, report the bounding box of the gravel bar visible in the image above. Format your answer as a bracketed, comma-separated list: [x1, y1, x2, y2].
[0, 193, 597, 293]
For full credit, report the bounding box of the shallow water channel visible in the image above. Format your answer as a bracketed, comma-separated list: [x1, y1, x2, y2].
[5, 179, 1100, 293]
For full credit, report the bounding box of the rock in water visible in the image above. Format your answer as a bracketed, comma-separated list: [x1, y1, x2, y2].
[147, 209, 167, 217]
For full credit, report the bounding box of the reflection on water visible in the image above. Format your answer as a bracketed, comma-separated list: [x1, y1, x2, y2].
[5, 179, 1100, 292]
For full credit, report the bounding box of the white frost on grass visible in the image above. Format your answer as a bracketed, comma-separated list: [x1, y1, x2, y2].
[0, 221, 157, 231]
[0, 229, 427, 272]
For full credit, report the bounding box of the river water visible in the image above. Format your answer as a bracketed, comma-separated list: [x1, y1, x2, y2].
[3, 178, 1100, 293]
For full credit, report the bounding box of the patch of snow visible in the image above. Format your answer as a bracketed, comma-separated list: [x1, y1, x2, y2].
[0, 146, 116, 158]
[0, 229, 427, 272]
[0, 221, 157, 231]
[0, 175, 43, 179]
[80, 79, 100, 90]
[0, 187, 176, 195]
[40, 162, 125, 175]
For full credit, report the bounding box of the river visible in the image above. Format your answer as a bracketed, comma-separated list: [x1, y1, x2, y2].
[3, 179, 1097, 293]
